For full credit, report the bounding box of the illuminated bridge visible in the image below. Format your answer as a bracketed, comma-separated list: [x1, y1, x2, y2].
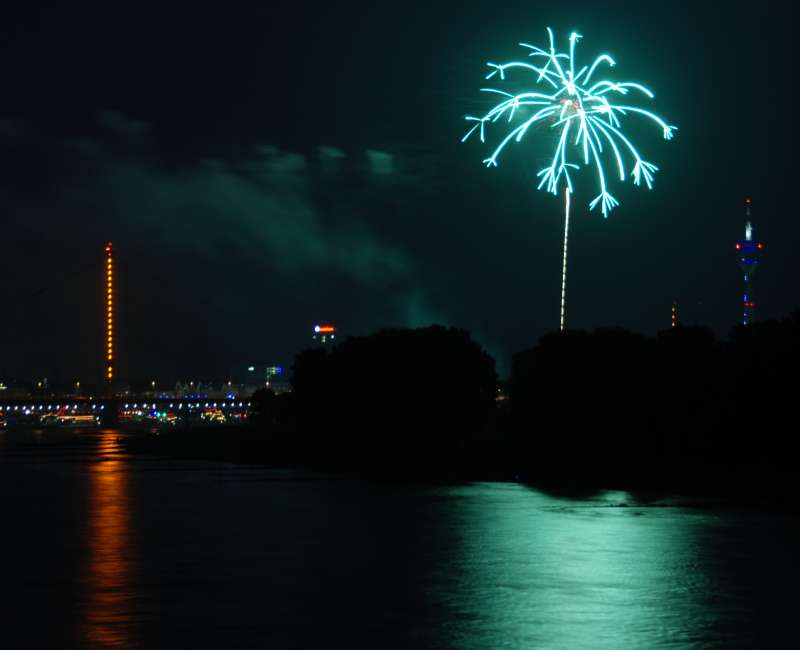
[0, 398, 252, 428]
[1, 242, 262, 428]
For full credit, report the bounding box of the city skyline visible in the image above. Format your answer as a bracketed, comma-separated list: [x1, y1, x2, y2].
[0, 4, 796, 648]
[0, 1, 795, 382]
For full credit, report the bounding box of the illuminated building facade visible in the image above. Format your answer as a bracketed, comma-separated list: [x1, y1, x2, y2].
[105, 242, 114, 384]
[671, 301, 678, 328]
[735, 199, 763, 326]
[313, 324, 336, 344]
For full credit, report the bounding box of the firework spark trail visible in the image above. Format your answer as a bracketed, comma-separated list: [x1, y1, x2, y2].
[462, 28, 676, 329]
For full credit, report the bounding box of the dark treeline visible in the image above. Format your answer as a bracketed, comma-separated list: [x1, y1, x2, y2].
[510, 317, 798, 492]
[251, 326, 497, 478]
[244, 314, 798, 494]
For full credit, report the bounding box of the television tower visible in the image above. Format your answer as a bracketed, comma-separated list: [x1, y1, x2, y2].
[735, 198, 764, 326]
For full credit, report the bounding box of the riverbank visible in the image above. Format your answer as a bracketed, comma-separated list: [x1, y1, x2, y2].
[117, 425, 799, 509]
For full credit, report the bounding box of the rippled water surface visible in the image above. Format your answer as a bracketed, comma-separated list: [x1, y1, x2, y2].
[0, 430, 795, 648]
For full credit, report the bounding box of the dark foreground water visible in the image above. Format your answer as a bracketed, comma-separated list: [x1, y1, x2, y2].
[0, 430, 796, 649]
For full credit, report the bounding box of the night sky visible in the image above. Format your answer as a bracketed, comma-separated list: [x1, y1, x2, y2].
[1, 1, 795, 383]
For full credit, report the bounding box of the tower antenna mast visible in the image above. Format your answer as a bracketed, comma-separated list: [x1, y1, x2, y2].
[735, 199, 763, 326]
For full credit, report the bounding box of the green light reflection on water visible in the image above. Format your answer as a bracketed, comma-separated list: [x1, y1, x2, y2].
[427, 483, 717, 650]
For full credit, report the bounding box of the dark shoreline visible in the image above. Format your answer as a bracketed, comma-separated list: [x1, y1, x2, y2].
[115, 425, 799, 510]
[2, 424, 796, 511]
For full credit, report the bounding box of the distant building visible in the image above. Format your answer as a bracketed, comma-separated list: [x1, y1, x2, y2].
[243, 364, 289, 394]
[0, 386, 30, 398]
[313, 324, 336, 344]
[265, 366, 289, 394]
[173, 381, 207, 398]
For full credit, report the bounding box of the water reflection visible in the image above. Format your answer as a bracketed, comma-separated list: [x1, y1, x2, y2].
[0, 436, 793, 648]
[84, 431, 134, 647]
[428, 484, 715, 649]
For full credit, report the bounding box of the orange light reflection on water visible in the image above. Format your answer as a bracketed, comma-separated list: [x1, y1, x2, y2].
[84, 431, 134, 648]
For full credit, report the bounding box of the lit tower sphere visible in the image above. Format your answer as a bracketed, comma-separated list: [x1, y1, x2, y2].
[462, 28, 676, 331]
[105, 242, 114, 385]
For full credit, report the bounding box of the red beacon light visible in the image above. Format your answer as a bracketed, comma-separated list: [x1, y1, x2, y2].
[735, 243, 741, 250]
[757, 243, 764, 249]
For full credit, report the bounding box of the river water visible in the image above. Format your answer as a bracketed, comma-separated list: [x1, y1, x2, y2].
[0, 429, 795, 648]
